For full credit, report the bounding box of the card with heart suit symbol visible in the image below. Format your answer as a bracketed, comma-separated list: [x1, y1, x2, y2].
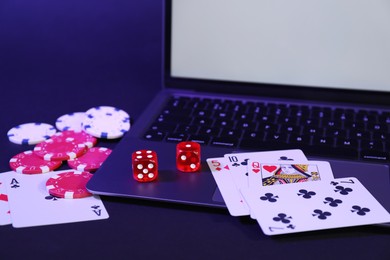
[247, 160, 334, 189]
[224, 150, 308, 194]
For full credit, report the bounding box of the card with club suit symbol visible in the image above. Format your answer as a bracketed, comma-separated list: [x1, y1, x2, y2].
[207, 150, 307, 217]
[241, 177, 390, 235]
[224, 149, 308, 192]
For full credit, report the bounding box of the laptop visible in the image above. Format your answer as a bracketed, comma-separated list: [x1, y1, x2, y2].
[87, 0, 390, 212]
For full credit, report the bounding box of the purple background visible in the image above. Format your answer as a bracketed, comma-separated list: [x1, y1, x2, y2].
[0, 1, 389, 259]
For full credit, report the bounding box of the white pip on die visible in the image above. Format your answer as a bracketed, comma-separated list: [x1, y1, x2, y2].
[132, 150, 158, 182]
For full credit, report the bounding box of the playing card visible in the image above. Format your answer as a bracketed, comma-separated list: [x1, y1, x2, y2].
[247, 160, 334, 188]
[224, 149, 308, 192]
[222, 150, 308, 217]
[0, 171, 12, 225]
[6, 170, 109, 228]
[241, 177, 390, 235]
[207, 157, 250, 216]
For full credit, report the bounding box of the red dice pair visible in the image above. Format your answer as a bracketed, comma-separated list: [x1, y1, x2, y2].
[132, 141, 201, 182]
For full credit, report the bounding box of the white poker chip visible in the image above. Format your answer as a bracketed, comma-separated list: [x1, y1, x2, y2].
[55, 112, 86, 132]
[82, 106, 131, 139]
[7, 122, 57, 145]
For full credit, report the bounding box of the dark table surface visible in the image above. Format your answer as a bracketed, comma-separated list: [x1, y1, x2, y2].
[1, 1, 389, 259]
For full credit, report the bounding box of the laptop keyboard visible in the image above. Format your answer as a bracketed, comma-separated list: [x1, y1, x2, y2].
[143, 96, 390, 162]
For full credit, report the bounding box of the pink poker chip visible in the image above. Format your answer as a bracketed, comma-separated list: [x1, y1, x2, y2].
[45, 171, 93, 199]
[52, 130, 97, 148]
[67, 147, 112, 172]
[33, 136, 87, 161]
[9, 150, 62, 174]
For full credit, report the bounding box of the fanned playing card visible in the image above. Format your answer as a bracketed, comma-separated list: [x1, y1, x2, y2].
[224, 149, 308, 192]
[6, 170, 109, 228]
[220, 150, 308, 217]
[241, 177, 390, 235]
[207, 157, 250, 216]
[247, 160, 334, 188]
[0, 171, 12, 225]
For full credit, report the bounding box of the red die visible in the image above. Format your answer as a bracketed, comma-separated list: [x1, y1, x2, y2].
[176, 141, 201, 172]
[132, 150, 158, 182]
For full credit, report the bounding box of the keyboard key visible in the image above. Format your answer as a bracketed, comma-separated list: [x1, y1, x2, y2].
[198, 126, 220, 136]
[220, 128, 243, 138]
[325, 128, 346, 138]
[193, 109, 209, 118]
[193, 117, 213, 126]
[334, 109, 354, 121]
[236, 120, 257, 130]
[242, 130, 265, 142]
[188, 135, 210, 145]
[258, 123, 278, 132]
[166, 97, 187, 109]
[361, 140, 383, 150]
[255, 114, 276, 124]
[312, 107, 332, 119]
[280, 124, 300, 134]
[344, 121, 365, 130]
[214, 118, 235, 128]
[175, 124, 198, 135]
[312, 136, 334, 146]
[289, 134, 311, 146]
[303, 127, 323, 136]
[367, 123, 388, 132]
[149, 122, 176, 133]
[277, 116, 298, 125]
[361, 150, 390, 162]
[373, 132, 390, 141]
[336, 138, 358, 149]
[264, 132, 288, 143]
[234, 112, 254, 121]
[215, 111, 233, 119]
[356, 111, 378, 123]
[143, 130, 165, 141]
[322, 120, 342, 129]
[378, 113, 390, 124]
[157, 114, 192, 125]
[301, 118, 320, 127]
[211, 137, 237, 147]
[166, 133, 187, 142]
[349, 129, 370, 139]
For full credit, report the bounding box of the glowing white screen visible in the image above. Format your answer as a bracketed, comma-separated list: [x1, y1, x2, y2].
[171, 0, 390, 92]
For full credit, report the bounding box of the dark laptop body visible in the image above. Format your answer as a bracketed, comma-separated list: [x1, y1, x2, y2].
[87, 0, 390, 212]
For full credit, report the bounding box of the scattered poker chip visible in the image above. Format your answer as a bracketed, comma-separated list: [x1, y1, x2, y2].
[52, 130, 97, 148]
[7, 122, 57, 145]
[45, 171, 93, 199]
[55, 112, 86, 132]
[68, 147, 112, 172]
[34, 136, 87, 161]
[82, 106, 130, 139]
[9, 150, 62, 174]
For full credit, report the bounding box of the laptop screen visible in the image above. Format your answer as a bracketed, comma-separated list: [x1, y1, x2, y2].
[169, 0, 390, 95]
